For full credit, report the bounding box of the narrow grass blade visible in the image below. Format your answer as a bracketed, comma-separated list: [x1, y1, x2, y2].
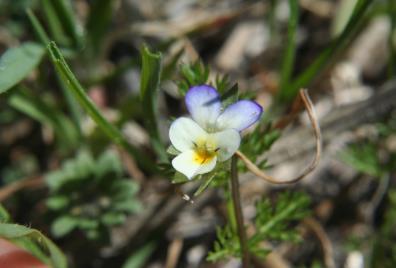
[26, 9, 82, 133]
[50, 0, 83, 48]
[42, 0, 71, 46]
[46, 41, 157, 172]
[279, 0, 374, 103]
[278, 0, 299, 100]
[26, 9, 50, 45]
[85, 0, 114, 55]
[140, 45, 168, 162]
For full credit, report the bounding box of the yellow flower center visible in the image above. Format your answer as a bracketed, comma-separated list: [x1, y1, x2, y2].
[193, 137, 218, 164]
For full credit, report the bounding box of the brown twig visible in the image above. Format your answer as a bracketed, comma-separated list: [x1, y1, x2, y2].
[230, 156, 250, 267]
[116, 147, 145, 183]
[236, 89, 322, 184]
[165, 238, 184, 268]
[303, 217, 335, 268]
[0, 176, 45, 202]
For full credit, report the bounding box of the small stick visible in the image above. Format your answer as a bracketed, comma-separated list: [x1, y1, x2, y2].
[0, 176, 44, 202]
[165, 238, 184, 268]
[230, 156, 250, 267]
[236, 89, 322, 184]
[303, 217, 335, 268]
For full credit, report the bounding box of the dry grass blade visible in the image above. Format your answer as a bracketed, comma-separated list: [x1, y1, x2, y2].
[236, 89, 322, 184]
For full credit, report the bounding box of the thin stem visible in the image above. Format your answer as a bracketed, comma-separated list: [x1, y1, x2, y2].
[230, 156, 250, 267]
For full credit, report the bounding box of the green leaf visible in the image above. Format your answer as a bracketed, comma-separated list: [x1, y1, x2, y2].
[194, 173, 216, 196]
[95, 150, 123, 179]
[46, 41, 157, 173]
[122, 241, 156, 268]
[0, 223, 67, 268]
[0, 204, 10, 222]
[46, 196, 70, 210]
[0, 42, 44, 94]
[140, 45, 167, 162]
[113, 199, 142, 213]
[51, 215, 78, 237]
[101, 212, 126, 226]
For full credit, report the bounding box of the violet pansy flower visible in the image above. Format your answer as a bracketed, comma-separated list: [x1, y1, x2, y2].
[169, 85, 263, 179]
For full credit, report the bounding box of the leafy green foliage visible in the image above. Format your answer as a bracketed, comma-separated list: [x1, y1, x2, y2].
[177, 62, 210, 95]
[340, 117, 396, 177]
[208, 192, 310, 261]
[0, 42, 44, 94]
[46, 41, 156, 172]
[45, 150, 141, 240]
[239, 126, 281, 171]
[0, 222, 67, 268]
[340, 142, 383, 177]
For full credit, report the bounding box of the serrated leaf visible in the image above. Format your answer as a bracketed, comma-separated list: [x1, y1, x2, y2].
[0, 42, 44, 94]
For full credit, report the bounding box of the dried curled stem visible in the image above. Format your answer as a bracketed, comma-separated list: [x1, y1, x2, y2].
[236, 89, 322, 184]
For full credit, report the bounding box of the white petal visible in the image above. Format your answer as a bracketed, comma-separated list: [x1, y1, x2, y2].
[216, 100, 263, 131]
[169, 117, 208, 152]
[185, 85, 221, 130]
[211, 129, 241, 161]
[172, 150, 217, 179]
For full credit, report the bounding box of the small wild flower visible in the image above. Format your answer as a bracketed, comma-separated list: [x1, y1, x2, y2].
[169, 85, 263, 179]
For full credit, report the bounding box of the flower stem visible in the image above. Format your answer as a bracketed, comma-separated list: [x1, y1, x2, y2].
[230, 155, 250, 267]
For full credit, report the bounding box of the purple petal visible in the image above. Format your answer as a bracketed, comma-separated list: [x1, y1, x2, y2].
[185, 85, 221, 130]
[216, 100, 263, 131]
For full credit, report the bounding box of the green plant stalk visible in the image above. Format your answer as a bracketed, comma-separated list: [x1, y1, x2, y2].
[50, 0, 83, 48]
[140, 46, 168, 162]
[278, 0, 374, 103]
[230, 156, 250, 267]
[278, 0, 299, 100]
[42, 0, 69, 46]
[26, 9, 50, 45]
[47, 41, 157, 172]
[26, 9, 82, 136]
